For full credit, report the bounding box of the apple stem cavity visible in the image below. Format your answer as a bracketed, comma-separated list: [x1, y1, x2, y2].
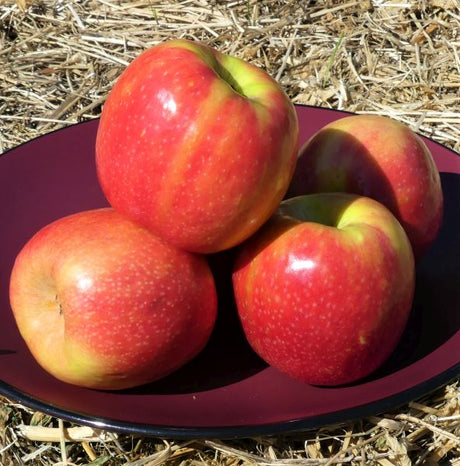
[216, 63, 246, 97]
[186, 43, 247, 98]
[279, 193, 357, 228]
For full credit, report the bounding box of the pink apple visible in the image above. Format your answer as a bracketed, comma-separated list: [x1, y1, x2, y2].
[287, 114, 443, 257]
[9, 208, 217, 390]
[232, 193, 415, 386]
[96, 39, 299, 254]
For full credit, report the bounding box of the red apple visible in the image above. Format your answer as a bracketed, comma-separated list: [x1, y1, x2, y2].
[287, 114, 443, 257]
[232, 193, 415, 386]
[9, 208, 217, 390]
[96, 39, 299, 254]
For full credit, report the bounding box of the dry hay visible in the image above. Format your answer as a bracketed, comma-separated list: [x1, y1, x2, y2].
[0, 0, 459, 464]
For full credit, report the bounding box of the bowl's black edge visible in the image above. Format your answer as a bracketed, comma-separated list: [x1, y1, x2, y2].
[1, 363, 458, 440]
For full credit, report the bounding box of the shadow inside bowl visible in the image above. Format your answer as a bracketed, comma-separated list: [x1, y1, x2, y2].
[345, 171, 460, 385]
[115, 248, 268, 395]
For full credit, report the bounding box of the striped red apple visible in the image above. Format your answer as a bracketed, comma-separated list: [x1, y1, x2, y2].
[287, 114, 443, 258]
[96, 39, 299, 253]
[9, 208, 217, 390]
[233, 193, 415, 386]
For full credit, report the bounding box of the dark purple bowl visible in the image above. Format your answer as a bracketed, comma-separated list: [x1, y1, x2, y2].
[0, 105, 458, 438]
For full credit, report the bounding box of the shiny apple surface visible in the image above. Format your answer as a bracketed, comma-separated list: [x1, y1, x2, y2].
[0, 106, 458, 438]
